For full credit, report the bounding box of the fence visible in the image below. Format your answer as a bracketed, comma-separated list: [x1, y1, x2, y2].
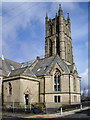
[2, 103, 44, 114]
[58, 101, 90, 112]
[2, 101, 90, 114]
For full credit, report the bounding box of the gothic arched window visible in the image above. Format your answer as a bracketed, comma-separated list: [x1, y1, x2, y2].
[54, 70, 61, 91]
[49, 39, 53, 56]
[49, 24, 52, 35]
[8, 82, 12, 95]
[58, 75, 60, 84]
[73, 78, 76, 91]
[56, 37, 60, 55]
[54, 75, 56, 84]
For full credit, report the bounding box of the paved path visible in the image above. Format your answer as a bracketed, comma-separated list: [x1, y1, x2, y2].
[2, 107, 90, 119]
[26, 107, 90, 118]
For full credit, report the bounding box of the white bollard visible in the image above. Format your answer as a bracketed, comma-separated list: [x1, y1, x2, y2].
[80, 104, 82, 110]
[60, 107, 62, 115]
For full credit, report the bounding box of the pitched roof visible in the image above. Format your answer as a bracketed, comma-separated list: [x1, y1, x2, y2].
[0, 57, 36, 78]
[0, 57, 21, 76]
[32, 55, 70, 77]
[1, 55, 71, 78]
[9, 67, 36, 77]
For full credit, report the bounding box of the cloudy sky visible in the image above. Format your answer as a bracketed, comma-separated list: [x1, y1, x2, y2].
[1, 2, 88, 92]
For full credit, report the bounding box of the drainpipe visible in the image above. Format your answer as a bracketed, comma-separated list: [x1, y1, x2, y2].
[38, 82, 40, 103]
[69, 74, 71, 104]
[2, 80, 3, 106]
[44, 76, 45, 103]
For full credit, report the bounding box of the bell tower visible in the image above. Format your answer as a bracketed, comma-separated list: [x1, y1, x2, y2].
[45, 4, 73, 64]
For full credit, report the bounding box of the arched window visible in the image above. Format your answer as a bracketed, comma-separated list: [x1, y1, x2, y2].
[56, 37, 60, 55]
[9, 82, 12, 95]
[49, 24, 52, 35]
[49, 39, 53, 56]
[58, 75, 60, 84]
[54, 70, 61, 91]
[54, 75, 56, 84]
[73, 78, 76, 91]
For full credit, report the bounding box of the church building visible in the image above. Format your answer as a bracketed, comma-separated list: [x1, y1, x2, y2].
[1, 5, 81, 110]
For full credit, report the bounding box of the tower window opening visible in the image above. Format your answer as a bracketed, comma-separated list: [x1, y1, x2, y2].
[49, 24, 53, 35]
[56, 38, 60, 55]
[50, 39, 53, 56]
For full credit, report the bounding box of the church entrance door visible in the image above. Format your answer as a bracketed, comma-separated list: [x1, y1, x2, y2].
[25, 94, 29, 105]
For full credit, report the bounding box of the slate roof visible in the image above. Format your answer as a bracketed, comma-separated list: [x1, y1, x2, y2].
[1, 55, 71, 78]
[21, 60, 35, 67]
[32, 55, 70, 77]
[0, 57, 21, 76]
[9, 67, 36, 77]
[68, 64, 73, 73]
[0, 57, 36, 78]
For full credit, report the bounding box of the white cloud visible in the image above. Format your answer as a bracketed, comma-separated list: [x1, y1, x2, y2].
[80, 69, 88, 90]
[2, 3, 45, 57]
[3, 2, 85, 43]
[1, 2, 88, 95]
[2, 3, 40, 40]
[81, 88, 88, 96]
[2, 1, 88, 73]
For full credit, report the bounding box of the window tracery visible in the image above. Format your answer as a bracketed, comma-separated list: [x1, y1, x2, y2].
[54, 70, 61, 91]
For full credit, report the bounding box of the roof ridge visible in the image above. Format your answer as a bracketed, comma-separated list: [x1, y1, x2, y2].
[45, 55, 70, 75]
[11, 66, 27, 71]
[40, 55, 55, 61]
[45, 55, 57, 74]
[3, 59, 11, 71]
[8, 66, 28, 77]
[23, 66, 36, 77]
[61, 59, 70, 73]
[4, 58, 21, 64]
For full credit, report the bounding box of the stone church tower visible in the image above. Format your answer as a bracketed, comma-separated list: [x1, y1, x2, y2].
[45, 5, 73, 64]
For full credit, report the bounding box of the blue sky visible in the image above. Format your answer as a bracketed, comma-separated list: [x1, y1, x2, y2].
[2, 2, 88, 92]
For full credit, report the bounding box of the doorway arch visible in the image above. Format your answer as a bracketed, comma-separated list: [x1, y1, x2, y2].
[24, 88, 32, 105]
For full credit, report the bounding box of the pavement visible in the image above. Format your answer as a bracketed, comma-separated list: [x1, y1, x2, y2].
[2, 107, 90, 119]
[26, 107, 90, 118]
